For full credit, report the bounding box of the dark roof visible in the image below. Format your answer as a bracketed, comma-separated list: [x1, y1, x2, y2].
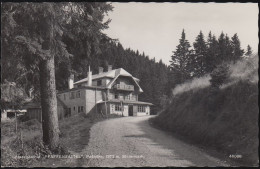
[97, 99, 153, 105]
[23, 102, 41, 109]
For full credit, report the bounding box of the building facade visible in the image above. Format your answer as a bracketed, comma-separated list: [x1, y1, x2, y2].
[57, 66, 152, 117]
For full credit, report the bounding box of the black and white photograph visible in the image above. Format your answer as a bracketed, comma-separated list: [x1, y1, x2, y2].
[1, 1, 258, 167]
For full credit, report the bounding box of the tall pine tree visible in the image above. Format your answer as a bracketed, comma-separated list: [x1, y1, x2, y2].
[192, 31, 207, 77]
[170, 29, 191, 84]
[245, 45, 253, 56]
[231, 33, 244, 62]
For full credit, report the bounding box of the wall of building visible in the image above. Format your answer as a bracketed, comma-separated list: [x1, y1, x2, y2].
[137, 105, 150, 116]
[85, 89, 103, 114]
[25, 104, 65, 122]
[109, 103, 129, 116]
[57, 89, 87, 115]
[26, 108, 42, 122]
[133, 105, 138, 116]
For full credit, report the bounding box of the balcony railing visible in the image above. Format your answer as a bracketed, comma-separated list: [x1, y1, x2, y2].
[114, 84, 134, 91]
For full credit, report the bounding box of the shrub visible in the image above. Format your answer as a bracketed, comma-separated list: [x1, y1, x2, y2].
[210, 63, 231, 89]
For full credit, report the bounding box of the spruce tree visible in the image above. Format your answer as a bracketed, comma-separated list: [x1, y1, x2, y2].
[170, 29, 191, 84]
[192, 31, 207, 77]
[245, 45, 253, 56]
[206, 32, 219, 73]
[231, 33, 244, 62]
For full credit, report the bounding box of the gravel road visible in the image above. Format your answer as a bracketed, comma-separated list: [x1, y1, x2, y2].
[72, 116, 230, 167]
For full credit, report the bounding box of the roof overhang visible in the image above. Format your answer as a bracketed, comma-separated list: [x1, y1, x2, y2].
[106, 74, 143, 92]
[97, 100, 153, 105]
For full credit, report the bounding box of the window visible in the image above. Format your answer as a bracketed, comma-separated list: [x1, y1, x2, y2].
[70, 92, 75, 99]
[115, 93, 118, 99]
[81, 106, 84, 112]
[125, 94, 130, 100]
[97, 80, 102, 86]
[76, 91, 81, 98]
[65, 108, 71, 117]
[64, 93, 66, 100]
[138, 106, 146, 112]
[115, 104, 123, 111]
[132, 94, 136, 101]
[77, 106, 84, 113]
[111, 104, 114, 112]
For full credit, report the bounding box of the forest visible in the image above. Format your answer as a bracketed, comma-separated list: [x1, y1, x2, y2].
[1, 2, 253, 114]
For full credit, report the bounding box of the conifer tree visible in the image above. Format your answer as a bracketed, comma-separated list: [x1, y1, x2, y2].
[245, 45, 253, 56]
[192, 31, 207, 77]
[170, 29, 192, 84]
[205, 32, 219, 73]
[231, 33, 244, 62]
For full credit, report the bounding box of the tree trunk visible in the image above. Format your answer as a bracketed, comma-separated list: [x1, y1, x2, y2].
[38, 4, 59, 150]
[39, 56, 59, 150]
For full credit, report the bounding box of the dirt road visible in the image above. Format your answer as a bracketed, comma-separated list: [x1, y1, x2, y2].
[70, 116, 230, 167]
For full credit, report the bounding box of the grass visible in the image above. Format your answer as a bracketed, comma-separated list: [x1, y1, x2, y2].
[152, 80, 258, 166]
[1, 111, 121, 167]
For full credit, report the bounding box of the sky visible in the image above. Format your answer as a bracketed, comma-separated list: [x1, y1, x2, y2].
[103, 2, 258, 65]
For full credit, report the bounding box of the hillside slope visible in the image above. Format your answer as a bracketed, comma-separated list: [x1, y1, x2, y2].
[152, 80, 258, 166]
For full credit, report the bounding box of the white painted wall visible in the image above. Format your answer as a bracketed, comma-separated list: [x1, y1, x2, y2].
[137, 105, 150, 116]
[110, 103, 128, 116]
[57, 89, 87, 115]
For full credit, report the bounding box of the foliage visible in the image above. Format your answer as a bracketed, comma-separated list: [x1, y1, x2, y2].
[1, 2, 113, 98]
[152, 81, 258, 166]
[191, 31, 207, 77]
[170, 30, 247, 88]
[210, 63, 231, 89]
[1, 80, 30, 110]
[170, 29, 192, 84]
[245, 45, 253, 56]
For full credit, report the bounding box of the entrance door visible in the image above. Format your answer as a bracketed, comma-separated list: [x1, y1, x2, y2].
[128, 105, 133, 116]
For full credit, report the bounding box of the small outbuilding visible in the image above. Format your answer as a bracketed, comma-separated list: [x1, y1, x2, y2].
[23, 98, 67, 122]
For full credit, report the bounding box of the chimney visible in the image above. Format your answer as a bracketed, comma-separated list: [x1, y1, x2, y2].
[98, 67, 103, 74]
[108, 65, 112, 71]
[87, 66, 92, 86]
[68, 74, 74, 89]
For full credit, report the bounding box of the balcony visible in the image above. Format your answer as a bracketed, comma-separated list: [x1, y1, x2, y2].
[114, 84, 134, 91]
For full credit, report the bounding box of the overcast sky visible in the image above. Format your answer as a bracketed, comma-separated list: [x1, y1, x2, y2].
[103, 2, 258, 65]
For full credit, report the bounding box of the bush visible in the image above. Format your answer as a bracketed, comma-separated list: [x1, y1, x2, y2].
[210, 63, 231, 89]
[153, 80, 258, 166]
[18, 115, 30, 122]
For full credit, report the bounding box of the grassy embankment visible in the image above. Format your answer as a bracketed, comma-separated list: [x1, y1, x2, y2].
[152, 80, 258, 166]
[1, 110, 120, 167]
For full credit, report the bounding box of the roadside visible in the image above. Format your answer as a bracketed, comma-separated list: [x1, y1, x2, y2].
[149, 115, 255, 167]
[1, 112, 120, 167]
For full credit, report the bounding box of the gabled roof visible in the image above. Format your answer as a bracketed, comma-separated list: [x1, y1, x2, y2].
[74, 68, 143, 92]
[74, 68, 140, 85]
